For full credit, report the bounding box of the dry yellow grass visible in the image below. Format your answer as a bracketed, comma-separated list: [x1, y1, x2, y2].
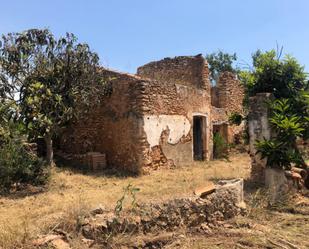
[0, 153, 251, 248]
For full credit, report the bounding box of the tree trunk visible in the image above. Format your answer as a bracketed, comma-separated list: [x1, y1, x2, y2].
[44, 134, 54, 166]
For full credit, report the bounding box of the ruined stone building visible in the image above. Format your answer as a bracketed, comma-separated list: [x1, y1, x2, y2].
[59, 55, 244, 173]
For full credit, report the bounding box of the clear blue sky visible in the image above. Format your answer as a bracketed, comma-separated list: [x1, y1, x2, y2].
[1, 0, 308, 73]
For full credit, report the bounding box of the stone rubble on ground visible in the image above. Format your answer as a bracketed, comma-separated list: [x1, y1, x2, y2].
[90, 204, 106, 215]
[194, 182, 216, 197]
[32, 234, 71, 249]
[33, 179, 245, 248]
[82, 179, 245, 241]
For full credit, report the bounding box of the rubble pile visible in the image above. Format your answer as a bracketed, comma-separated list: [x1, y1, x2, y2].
[285, 166, 309, 189]
[82, 179, 245, 241]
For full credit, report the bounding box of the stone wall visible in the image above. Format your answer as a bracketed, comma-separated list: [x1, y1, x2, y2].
[82, 179, 245, 241]
[59, 70, 147, 173]
[59, 56, 214, 173]
[212, 72, 245, 144]
[59, 55, 246, 174]
[216, 72, 244, 113]
[248, 93, 274, 182]
[137, 54, 210, 91]
[137, 56, 213, 170]
[211, 86, 220, 107]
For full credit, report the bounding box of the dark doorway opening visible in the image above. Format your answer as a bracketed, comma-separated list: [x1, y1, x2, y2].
[193, 116, 205, 160]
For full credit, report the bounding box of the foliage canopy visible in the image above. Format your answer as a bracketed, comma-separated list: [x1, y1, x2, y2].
[0, 29, 107, 164]
[249, 50, 309, 169]
[205, 51, 237, 84]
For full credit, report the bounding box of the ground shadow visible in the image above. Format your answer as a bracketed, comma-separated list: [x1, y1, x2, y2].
[0, 184, 47, 200]
[54, 155, 138, 179]
[0, 156, 138, 200]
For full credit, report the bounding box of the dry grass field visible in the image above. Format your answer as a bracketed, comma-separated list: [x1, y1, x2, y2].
[0, 153, 250, 248]
[1, 153, 309, 249]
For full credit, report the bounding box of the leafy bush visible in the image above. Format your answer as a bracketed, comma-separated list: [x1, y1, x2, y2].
[238, 49, 309, 170]
[239, 49, 309, 111]
[0, 138, 49, 191]
[213, 133, 229, 159]
[228, 112, 244, 126]
[0, 102, 49, 191]
[255, 99, 308, 169]
[255, 139, 298, 169]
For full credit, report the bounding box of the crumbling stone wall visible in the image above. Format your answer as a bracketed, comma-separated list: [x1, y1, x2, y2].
[137, 54, 210, 91]
[212, 72, 245, 144]
[137, 55, 213, 170]
[59, 70, 147, 173]
[248, 93, 274, 182]
[82, 179, 245, 240]
[59, 55, 245, 174]
[216, 72, 244, 113]
[211, 86, 220, 107]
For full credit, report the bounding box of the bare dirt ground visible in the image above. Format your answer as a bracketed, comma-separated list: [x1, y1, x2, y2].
[0, 152, 309, 248]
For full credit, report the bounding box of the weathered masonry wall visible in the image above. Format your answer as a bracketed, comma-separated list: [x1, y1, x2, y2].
[248, 93, 274, 182]
[59, 70, 147, 173]
[211, 86, 220, 107]
[211, 72, 245, 144]
[137, 55, 210, 91]
[216, 72, 244, 113]
[59, 55, 246, 174]
[137, 55, 213, 171]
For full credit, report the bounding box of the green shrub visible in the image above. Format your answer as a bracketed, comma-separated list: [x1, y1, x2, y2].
[255, 99, 308, 169]
[213, 133, 229, 159]
[0, 138, 49, 191]
[228, 112, 243, 126]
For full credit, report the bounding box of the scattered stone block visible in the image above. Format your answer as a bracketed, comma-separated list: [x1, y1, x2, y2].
[33, 234, 71, 248]
[86, 152, 106, 170]
[51, 238, 71, 249]
[215, 178, 244, 205]
[194, 182, 215, 198]
[90, 204, 106, 215]
[32, 234, 63, 246]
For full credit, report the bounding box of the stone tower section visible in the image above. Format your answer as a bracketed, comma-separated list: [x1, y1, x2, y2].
[216, 71, 244, 114]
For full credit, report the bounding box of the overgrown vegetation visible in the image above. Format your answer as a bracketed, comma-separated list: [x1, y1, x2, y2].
[213, 132, 229, 159]
[228, 112, 244, 126]
[0, 138, 48, 191]
[0, 29, 106, 166]
[114, 183, 140, 216]
[0, 101, 49, 191]
[243, 49, 309, 169]
[256, 98, 308, 169]
[205, 51, 238, 85]
[0, 29, 109, 190]
[227, 48, 309, 169]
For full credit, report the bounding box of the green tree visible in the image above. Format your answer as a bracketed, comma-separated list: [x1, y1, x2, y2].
[0, 29, 106, 165]
[244, 50, 309, 169]
[0, 101, 14, 145]
[251, 50, 308, 99]
[205, 51, 237, 84]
